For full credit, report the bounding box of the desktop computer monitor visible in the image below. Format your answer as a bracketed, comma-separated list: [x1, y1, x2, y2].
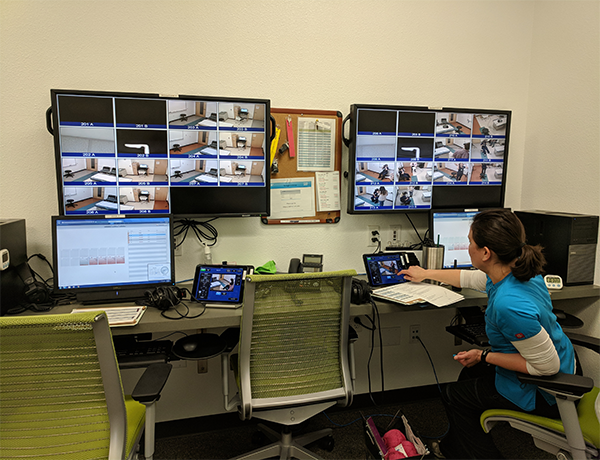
[52, 214, 175, 304]
[430, 209, 484, 269]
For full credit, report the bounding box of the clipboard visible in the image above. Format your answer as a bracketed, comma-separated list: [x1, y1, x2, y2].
[262, 108, 342, 225]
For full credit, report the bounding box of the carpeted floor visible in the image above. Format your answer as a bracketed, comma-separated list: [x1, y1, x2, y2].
[150, 391, 553, 460]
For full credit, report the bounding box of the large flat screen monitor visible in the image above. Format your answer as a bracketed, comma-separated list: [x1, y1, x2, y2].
[346, 104, 510, 214]
[52, 214, 175, 304]
[50, 89, 271, 217]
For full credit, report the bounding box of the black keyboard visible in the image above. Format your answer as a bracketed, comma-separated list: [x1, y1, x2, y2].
[446, 323, 489, 346]
[115, 340, 173, 369]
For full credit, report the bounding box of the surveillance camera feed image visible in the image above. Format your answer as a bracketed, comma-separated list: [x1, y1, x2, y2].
[349, 105, 509, 213]
[53, 91, 269, 216]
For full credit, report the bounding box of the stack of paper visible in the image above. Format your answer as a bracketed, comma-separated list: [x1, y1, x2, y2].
[71, 306, 147, 327]
[371, 282, 464, 307]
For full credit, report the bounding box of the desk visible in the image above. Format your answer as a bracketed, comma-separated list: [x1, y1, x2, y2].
[10, 283, 599, 423]
[21, 283, 599, 335]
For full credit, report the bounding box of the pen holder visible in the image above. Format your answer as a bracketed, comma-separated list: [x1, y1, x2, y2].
[423, 245, 445, 285]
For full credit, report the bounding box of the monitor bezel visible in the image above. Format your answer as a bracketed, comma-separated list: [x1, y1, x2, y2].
[346, 103, 511, 215]
[50, 88, 271, 218]
[51, 214, 176, 304]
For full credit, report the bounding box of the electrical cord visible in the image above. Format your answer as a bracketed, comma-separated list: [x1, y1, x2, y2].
[27, 253, 54, 290]
[160, 288, 206, 320]
[370, 230, 382, 254]
[416, 335, 450, 440]
[6, 253, 75, 315]
[173, 218, 218, 249]
[403, 214, 436, 250]
[364, 299, 384, 406]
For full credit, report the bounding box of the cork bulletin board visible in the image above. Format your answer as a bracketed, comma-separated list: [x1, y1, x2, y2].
[261, 108, 343, 225]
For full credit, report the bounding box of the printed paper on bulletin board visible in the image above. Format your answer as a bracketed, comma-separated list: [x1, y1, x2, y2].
[262, 108, 342, 225]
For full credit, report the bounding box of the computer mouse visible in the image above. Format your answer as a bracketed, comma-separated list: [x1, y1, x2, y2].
[182, 342, 197, 352]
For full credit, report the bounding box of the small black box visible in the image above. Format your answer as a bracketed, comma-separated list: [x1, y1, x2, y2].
[0, 219, 27, 314]
[515, 211, 598, 286]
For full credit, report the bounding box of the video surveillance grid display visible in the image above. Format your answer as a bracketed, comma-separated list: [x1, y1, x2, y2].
[52, 90, 270, 217]
[348, 105, 510, 213]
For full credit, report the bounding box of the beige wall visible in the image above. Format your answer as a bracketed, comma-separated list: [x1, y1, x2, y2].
[1, 0, 598, 421]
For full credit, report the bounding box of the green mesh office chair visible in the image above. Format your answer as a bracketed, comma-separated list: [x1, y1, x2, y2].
[481, 333, 600, 460]
[220, 270, 357, 460]
[0, 312, 171, 460]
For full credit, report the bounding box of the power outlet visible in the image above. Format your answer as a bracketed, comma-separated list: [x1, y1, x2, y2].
[409, 324, 420, 343]
[390, 225, 402, 245]
[368, 225, 380, 247]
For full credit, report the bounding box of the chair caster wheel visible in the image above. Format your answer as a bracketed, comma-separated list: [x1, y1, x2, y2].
[319, 434, 335, 452]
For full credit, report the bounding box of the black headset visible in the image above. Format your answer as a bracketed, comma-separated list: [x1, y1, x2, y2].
[351, 278, 372, 304]
[16, 262, 51, 304]
[144, 286, 182, 311]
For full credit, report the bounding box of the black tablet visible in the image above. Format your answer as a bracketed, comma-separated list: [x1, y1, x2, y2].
[191, 264, 253, 308]
[362, 252, 409, 287]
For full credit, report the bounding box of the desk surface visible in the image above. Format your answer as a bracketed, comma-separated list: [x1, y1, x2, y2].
[17, 283, 599, 336]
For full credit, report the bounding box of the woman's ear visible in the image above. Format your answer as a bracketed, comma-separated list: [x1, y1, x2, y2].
[482, 246, 493, 262]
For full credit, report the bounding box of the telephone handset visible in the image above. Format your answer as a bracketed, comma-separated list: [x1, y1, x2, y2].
[288, 254, 324, 273]
[288, 258, 303, 273]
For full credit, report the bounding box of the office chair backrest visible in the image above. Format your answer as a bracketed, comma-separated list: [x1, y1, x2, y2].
[237, 270, 356, 420]
[0, 312, 129, 460]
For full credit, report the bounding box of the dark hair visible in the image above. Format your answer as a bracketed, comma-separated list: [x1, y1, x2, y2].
[471, 209, 546, 282]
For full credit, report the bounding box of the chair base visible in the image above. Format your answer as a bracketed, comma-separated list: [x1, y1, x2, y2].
[484, 417, 598, 460]
[234, 423, 331, 460]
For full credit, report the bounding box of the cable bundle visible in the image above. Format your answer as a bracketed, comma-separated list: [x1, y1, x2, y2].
[173, 218, 218, 249]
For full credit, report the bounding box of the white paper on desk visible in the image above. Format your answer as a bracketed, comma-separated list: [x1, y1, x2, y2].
[297, 117, 335, 172]
[383, 282, 464, 307]
[269, 177, 315, 219]
[315, 171, 340, 212]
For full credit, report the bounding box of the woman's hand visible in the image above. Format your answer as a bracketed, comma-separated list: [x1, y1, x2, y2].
[399, 265, 428, 283]
[454, 349, 483, 368]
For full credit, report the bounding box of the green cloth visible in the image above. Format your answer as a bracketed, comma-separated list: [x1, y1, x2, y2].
[255, 260, 277, 274]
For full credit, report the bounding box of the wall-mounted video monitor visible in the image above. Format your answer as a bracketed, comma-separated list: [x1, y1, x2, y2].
[50, 89, 271, 217]
[346, 104, 510, 214]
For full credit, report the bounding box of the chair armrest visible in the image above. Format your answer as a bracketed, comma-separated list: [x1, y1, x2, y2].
[220, 328, 240, 352]
[517, 372, 594, 397]
[565, 331, 600, 354]
[131, 363, 172, 404]
[349, 325, 358, 343]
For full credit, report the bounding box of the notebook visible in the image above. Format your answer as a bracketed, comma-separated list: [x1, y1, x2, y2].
[191, 264, 253, 309]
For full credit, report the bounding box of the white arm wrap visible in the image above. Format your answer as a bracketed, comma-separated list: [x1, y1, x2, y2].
[511, 328, 560, 376]
[459, 269, 487, 291]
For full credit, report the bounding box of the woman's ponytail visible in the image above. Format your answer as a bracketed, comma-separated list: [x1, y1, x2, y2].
[511, 243, 546, 282]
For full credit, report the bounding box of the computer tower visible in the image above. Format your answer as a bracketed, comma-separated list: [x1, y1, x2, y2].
[0, 219, 27, 315]
[515, 211, 598, 286]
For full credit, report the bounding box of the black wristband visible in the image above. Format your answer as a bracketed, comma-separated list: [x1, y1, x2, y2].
[481, 348, 491, 364]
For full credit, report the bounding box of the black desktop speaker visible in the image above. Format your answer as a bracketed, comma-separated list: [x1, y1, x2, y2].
[515, 211, 599, 286]
[0, 219, 28, 315]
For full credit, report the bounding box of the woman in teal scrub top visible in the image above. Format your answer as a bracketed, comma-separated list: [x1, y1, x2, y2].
[401, 209, 576, 459]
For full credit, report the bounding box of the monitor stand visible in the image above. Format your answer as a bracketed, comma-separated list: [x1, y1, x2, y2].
[77, 288, 147, 306]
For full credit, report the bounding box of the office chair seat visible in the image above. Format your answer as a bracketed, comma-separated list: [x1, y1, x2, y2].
[481, 380, 599, 459]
